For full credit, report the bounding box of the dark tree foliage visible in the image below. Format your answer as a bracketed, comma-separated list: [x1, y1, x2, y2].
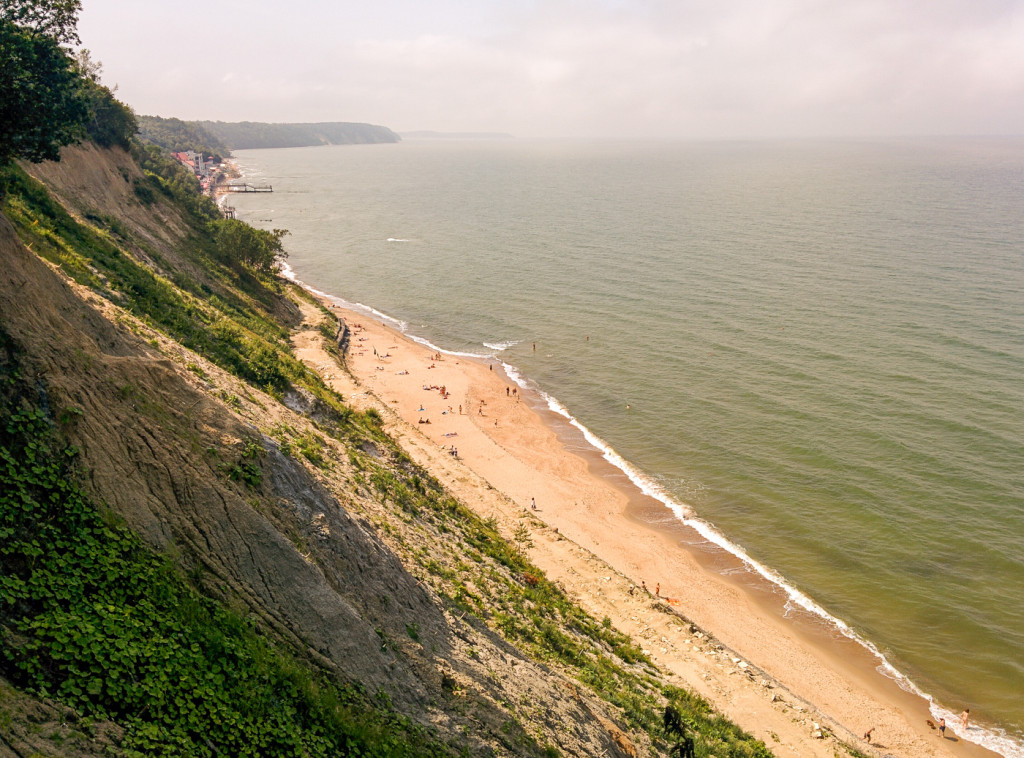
[212, 218, 289, 273]
[0, 0, 81, 44]
[1, 3, 135, 177]
[74, 51, 137, 149]
[0, 16, 87, 166]
[665, 705, 697, 758]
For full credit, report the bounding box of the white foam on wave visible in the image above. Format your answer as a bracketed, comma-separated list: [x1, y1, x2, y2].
[286, 276, 501, 362]
[483, 339, 521, 352]
[278, 260, 297, 281]
[404, 332, 486, 360]
[386, 238, 410, 242]
[928, 705, 1024, 758]
[499, 359, 1022, 758]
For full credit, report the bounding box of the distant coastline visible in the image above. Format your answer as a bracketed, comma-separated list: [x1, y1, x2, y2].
[138, 115, 399, 153]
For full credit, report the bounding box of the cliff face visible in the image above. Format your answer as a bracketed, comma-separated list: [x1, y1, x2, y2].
[0, 145, 683, 757]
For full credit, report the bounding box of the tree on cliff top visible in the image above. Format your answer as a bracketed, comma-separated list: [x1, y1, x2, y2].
[74, 50, 137, 150]
[0, 0, 81, 44]
[0, 0, 86, 170]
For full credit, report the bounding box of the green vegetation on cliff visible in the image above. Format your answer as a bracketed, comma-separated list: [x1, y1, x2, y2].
[0, 333, 450, 757]
[1, 2, 86, 167]
[0, 1, 135, 176]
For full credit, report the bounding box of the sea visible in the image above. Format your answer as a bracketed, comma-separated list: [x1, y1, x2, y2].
[229, 138, 1024, 758]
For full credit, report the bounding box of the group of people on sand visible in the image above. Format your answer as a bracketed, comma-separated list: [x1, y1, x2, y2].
[899, 706, 972, 747]
[934, 709, 971, 739]
[422, 383, 448, 399]
[630, 580, 661, 597]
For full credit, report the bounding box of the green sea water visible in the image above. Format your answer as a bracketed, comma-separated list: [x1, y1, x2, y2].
[231, 138, 1024, 756]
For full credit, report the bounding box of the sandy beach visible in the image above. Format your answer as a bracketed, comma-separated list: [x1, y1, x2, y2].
[290, 295, 997, 758]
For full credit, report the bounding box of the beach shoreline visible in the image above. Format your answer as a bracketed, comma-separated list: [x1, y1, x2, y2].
[286, 283, 1000, 758]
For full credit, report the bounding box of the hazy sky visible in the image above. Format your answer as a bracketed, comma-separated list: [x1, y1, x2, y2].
[78, 0, 1024, 139]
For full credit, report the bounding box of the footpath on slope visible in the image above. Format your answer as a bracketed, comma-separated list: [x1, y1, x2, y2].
[290, 297, 994, 758]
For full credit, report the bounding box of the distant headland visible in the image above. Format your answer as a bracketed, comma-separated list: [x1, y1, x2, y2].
[138, 115, 400, 152]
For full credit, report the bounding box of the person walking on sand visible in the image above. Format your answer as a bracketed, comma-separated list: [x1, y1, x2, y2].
[938, 717, 946, 738]
[530, 497, 536, 510]
[863, 727, 874, 743]
[960, 709, 970, 730]
[655, 583, 660, 597]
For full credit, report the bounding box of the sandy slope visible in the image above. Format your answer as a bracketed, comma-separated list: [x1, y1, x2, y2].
[292, 297, 994, 758]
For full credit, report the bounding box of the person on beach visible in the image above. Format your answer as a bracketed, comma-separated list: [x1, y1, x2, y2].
[960, 709, 970, 730]
[655, 583, 660, 597]
[938, 718, 946, 737]
[863, 727, 874, 743]
[506, 387, 510, 396]
[641, 580, 647, 592]
[531, 497, 536, 510]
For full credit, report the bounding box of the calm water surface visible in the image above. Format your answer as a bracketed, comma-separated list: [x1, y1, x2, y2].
[232, 138, 1024, 757]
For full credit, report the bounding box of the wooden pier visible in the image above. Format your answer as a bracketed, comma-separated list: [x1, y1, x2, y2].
[222, 182, 273, 193]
